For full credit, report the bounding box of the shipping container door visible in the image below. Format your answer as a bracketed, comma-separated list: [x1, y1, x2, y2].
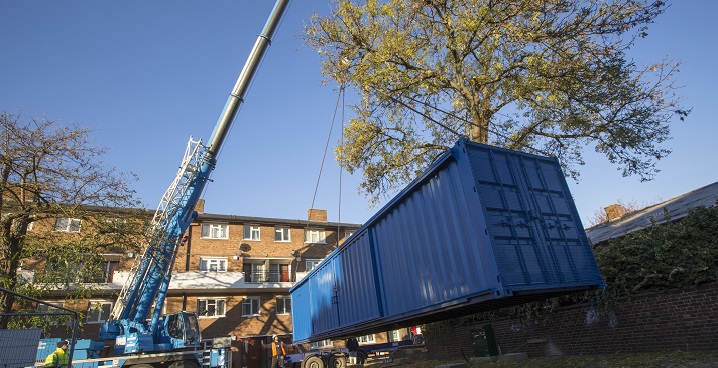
[517, 155, 602, 286]
[470, 147, 556, 288]
[466, 144, 599, 291]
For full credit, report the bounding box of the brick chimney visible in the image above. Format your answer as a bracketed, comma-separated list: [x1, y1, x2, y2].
[308, 208, 327, 222]
[195, 199, 205, 214]
[604, 204, 625, 222]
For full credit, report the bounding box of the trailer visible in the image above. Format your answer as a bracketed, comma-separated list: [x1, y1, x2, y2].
[290, 138, 604, 344]
[284, 337, 418, 368]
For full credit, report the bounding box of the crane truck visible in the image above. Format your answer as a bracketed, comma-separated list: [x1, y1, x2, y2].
[31, 1, 292, 367]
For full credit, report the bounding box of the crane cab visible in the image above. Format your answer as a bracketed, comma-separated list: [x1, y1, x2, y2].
[159, 312, 202, 350]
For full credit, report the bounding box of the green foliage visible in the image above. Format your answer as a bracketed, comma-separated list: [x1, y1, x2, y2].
[594, 203, 718, 298]
[306, 0, 689, 204]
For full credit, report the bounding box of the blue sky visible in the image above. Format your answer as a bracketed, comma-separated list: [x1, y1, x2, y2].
[1, 1, 716, 226]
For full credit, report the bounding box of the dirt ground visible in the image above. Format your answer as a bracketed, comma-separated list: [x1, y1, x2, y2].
[395, 351, 718, 368]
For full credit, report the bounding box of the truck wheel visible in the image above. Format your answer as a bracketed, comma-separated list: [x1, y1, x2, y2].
[304, 355, 325, 368]
[328, 354, 346, 368]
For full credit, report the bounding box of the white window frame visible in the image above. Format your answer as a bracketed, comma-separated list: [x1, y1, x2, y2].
[389, 329, 400, 342]
[54, 218, 82, 233]
[305, 229, 326, 244]
[198, 298, 226, 318]
[243, 225, 261, 241]
[200, 257, 228, 272]
[274, 227, 291, 242]
[345, 231, 354, 239]
[358, 334, 375, 343]
[242, 296, 261, 316]
[201, 223, 229, 239]
[276, 296, 291, 315]
[310, 339, 333, 349]
[306, 259, 321, 272]
[86, 300, 112, 324]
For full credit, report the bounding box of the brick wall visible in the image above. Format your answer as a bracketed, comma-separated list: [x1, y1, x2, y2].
[425, 282, 718, 358]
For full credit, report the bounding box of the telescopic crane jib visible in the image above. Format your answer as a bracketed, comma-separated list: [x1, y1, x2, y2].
[96, 0, 292, 359]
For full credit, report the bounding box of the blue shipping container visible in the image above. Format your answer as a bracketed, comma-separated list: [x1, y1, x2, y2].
[290, 138, 604, 344]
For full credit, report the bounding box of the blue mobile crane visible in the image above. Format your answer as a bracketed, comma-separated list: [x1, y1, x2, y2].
[34, 1, 292, 367]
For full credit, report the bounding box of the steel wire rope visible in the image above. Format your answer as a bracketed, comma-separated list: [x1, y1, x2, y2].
[373, 87, 551, 157]
[337, 85, 346, 247]
[306, 84, 346, 248]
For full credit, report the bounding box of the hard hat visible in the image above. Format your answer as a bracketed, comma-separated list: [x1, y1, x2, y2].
[272, 334, 278, 338]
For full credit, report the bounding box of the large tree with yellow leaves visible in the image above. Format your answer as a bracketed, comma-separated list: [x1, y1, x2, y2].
[305, 0, 689, 203]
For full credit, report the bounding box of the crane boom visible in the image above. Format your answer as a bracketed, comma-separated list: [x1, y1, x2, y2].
[100, 0, 291, 355]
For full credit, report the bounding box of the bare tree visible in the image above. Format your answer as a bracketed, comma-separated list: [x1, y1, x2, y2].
[0, 111, 144, 329]
[586, 198, 644, 227]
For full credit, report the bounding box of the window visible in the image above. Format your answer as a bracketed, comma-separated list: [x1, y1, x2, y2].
[45, 258, 118, 284]
[86, 301, 112, 324]
[88, 260, 120, 283]
[358, 334, 375, 343]
[54, 218, 82, 233]
[275, 227, 290, 242]
[243, 225, 260, 241]
[38, 301, 64, 326]
[201, 223, 228, 239]
[276, 296, 291, 315]
[269, 264, 291, 282]
[389, 330, 400, 342]
[242, 297, 261, 316]
[38, 301, 64, 312]
[306, 259, 321, 272]
[200, 257, 228, 272]
[305, 229, 326, 244]
[345, 231, 354, 239]
[198, 298, 226, 318]
[244, 263, 265, 283]
[310, 339, 333, 349]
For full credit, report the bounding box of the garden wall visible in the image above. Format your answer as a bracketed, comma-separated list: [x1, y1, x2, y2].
[424, 282, 718, 358]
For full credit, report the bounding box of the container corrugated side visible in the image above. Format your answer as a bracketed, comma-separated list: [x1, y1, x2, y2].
[290, 138, 603, 343]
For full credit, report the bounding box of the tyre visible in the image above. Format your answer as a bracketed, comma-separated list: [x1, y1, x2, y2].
[328, 354, 346, 368]
[304, 355, 325, 368]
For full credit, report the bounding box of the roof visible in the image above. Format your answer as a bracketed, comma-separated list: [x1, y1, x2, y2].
[585, 181, 718, 245]
[197, 212, 362, 229]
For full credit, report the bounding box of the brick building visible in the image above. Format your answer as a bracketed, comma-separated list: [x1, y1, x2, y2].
[120, 204, 359, 341]
[14, 200, 420, 367]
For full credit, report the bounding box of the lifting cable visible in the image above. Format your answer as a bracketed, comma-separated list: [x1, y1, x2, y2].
[306, 83, 346, 248]
[373, 87, 550, 157]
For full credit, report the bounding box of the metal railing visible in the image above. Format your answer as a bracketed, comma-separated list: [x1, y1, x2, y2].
[244, 271, 291, 284]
